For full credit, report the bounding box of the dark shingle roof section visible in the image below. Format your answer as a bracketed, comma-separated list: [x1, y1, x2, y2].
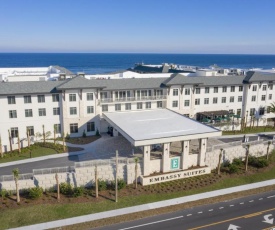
[52, 66, 74, 75]
[57, 76, 106, 90]
[0, 81, 62, 95]
[100, 78, 168, 90]
[163, 74, 245, 86]
[130, 65, 193, 74]
[243, 71, 275, 83]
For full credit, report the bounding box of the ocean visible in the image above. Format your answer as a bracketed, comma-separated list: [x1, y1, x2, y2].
[0, 53, 275, 74]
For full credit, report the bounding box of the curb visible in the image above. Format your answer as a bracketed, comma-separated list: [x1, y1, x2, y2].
[9, 179, 275, 230]
[0, 151, 86, 168]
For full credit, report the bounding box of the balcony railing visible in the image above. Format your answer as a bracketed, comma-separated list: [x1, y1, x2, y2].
[99, 95, 167, 104]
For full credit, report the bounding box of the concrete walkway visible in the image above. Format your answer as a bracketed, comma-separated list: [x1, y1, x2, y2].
[9, 179, 275, 230]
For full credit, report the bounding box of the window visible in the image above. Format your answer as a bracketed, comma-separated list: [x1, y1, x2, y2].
[221, 97, 226, 103]
[262, 85, 267, 91]
[230, 86, 235, 92]
[185, 88, 190, 95]
[261, 95, 266, 101]
[269, 94, 272, 100]
[252, 85, 257, 91]
[54, 124, 61, 134]
[24, 95, 32, 103]
[172, 101, 178, 107]
[270, 85, 273, 90]
[9, 110, 17, 118]
[252, 95, 258, 102]
[10, 127, 18, 138]
[125, 103, 131, 110]
[69, 94, 76, 102]
[27, 126, 34, 136]
[267, 106, 271, 113]
[37, 95, 45, 103]
[205, 87, 209, 94]
[115, 104, 121, 111]
[52, 94, 59, 102]
[38, 108, 46, 116]
[70, 123, 78, 133]
[157, 101, 163, 108]
[87, 122, 95, 132]
[238, 96, 242, 102]
[173, 89, 178, 96]
[213, 97, 218, 104]
[239, 86, 243, 92]
[137, 102, 143, 109]
[222, 86, 227, 93]
[195, 88, 200, 94]
[204, 98, 209, 105]
[250, 108, 255, 116]
[87, 106, 94, 113]
[237, 109, 241, 116]
[195, 99, 200, 105]
[102, 105, 108, 112]
[100, 92, 108, 99]
[259, 108, 265, 115]
[53, 107, 60, 115]
[184, 100, 190, 107]
[87, 93, 93, 101]
[70, 107, 77, 115]
[25, 109, 33, 117]
[7, 96, 15, 104]
[146, 102, 151, 109]
[214, 87, 218, 93]
[230, 96, 234, 103]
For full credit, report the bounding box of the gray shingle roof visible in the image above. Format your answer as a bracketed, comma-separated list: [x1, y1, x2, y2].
[0, 81, 62, 95]
[52, 66, 74, 75]
[100, 78, 168, 91]
[163, 74, 246, 86]
[56, 76, 106, 90]
[243, 71, 275, 83]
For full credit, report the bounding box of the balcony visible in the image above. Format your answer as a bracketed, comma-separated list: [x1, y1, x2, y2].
[99, 95, 167, 104]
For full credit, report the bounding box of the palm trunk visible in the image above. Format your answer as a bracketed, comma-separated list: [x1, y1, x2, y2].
[55, 173, 60, 202]
[266, 141, 271, 160]
[62, 132, 65, 152]
[95, 166, 98, 198]
[135, 163, 138, 189]
[245, 145, 250, 172]
[15, 179, 20, 203]
[217, 150, 222, 175]
[43, 125, 45, 144]
[18, 133, 21, 154]
[27, 130, 30, 148]
[0, 135, 3, 158]
[8, 130, 12, 152]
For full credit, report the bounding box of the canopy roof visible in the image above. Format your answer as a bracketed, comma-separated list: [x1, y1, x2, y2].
[103, 109, 221, 146]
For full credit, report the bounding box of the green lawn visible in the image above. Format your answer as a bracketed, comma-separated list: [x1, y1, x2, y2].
[223, 126, 275, 135]
[0, 147, 57, 164]
[1, 166, 275, 229]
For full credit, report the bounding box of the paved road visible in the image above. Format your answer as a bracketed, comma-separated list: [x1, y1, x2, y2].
[93, 191, 275, 230]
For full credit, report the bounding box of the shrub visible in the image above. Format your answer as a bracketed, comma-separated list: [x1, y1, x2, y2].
[221, 160, 230, 168]
[0, 189, 8, 199]
[109, 179, 126, 190]
[82, 130, 87, 138]
[28, 187, 43, 199]
[232, 158, 243, 166]
[60, 183, 73, 195]
[98, 179, 107, 191]
[96, 129, 100, 136]
[229, 164, 239, 174]
[248, 156, 257, 166]
[73, 186, 84, 197]
[66, 133, 70, 140]
[256, 158, 269, 168]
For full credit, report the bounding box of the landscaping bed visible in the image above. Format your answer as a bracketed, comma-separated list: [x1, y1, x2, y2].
[58, 135, 101, 145]
[0, 151, 275, 229]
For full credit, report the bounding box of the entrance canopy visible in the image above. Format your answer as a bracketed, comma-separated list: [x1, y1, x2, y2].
[103, 109, 221, 146]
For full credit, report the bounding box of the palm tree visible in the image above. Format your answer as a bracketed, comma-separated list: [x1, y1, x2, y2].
[266, 141, 271, 160]
[245, 145, 250, 172]
[134, 157, 139, 189]
[17, 132, 21, 154]
[95, 165, 98, 198]
[12, 168, 20, 203]
[55, 173, 60, 202]
[269, 102, 275, 127]
[217, 149, 223, 175]
[0, 135, 3, 158]
[42, 125, 46, 144]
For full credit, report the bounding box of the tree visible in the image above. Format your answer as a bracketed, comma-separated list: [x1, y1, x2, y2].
[95, 165, 98, 198]
[266, 141, 271, 160]
[245, 145, 250, 172]
[26, 129, 30, 148]
[8, 129, 12, 152]
[42, 125, 46, 144]
[217, 149, 223, 175]
[53, 125, 56, 146]
[17, 132, 21, 154]
[269, 102, 275, 127]
[134, 157, 139, 189]
[62, 132, 65, 152]
[55, 173, 60, 202]
[12, 168, 20, 203]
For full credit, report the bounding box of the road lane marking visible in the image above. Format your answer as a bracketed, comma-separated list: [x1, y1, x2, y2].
[208, 209, 213, 212]
[267, 195, 275, 198]
[187, 214, 192, 216]
[198, 212, 203, 214]
[262, 225, 275, 230]
[219, 207, 224, 209]
[259, 198, 263, 200]
[244, 211, 263, 218]
[188, 207, 275, 230]
[230, 205, 234, 207]
[249, 200, 254, 202]
[119, 216, 183, 230]
[240, 202, 244, 204]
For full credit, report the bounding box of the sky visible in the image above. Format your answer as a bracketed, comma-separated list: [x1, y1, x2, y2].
[0, 0, 275, 54]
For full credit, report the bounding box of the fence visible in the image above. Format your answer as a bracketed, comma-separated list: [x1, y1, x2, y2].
[33, 166, 75, 175]
[75, 157, 129, 168]
[207, 141, 242, 152]
[0, 173, 33, 182]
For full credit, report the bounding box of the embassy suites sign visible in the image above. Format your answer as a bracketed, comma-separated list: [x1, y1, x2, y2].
[140, 167, 211, 185]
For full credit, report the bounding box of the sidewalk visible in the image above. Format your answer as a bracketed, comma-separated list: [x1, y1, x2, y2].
[9, 179, 275, 230]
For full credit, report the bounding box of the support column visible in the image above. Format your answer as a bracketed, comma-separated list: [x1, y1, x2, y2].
[181, 140, 190, 170]
[131, 144, 135, 156]
[113, 128, 118, 137]
[162, 143, 170, 173]
[143, 145, 151, 176]
[199, 138, 207, 166]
